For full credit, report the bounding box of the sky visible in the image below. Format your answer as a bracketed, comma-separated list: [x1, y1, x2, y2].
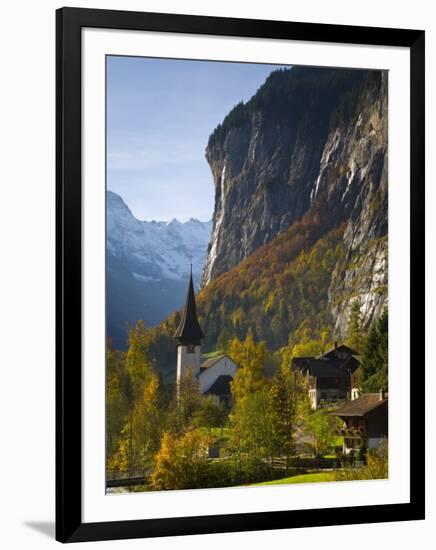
[107, 56, 288, 222]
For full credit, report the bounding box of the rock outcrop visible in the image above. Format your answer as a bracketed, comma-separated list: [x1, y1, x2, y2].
[201, 67, 388, 337]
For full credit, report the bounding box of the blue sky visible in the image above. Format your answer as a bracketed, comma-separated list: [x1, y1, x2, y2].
[107, 56, 288, 222]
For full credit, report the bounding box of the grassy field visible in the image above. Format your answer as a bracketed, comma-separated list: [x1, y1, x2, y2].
[251, 472, 336, 486]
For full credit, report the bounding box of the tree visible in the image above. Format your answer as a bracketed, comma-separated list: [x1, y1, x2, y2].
[176, 369, 203, 432]
[109, 371, 161, 475]
[307, 409, 339, 457]
[227, 389, 276, 482]
[108, 320, 163, 475]
[290, 328, 332, 359]
[106, 349, 130, 460]
[291, 339, 324, 358]
[217, 327, 231, 354]
[346, 299, 366, 354]
[229, 331, 267, 402]
[125, 320, 155, 398]
[360, 309, 388, 392]
[269, 365, 298, 471]
[148, 432, 179, 490]
[192, 396, 227, 434]
[150, 429, 211, 490]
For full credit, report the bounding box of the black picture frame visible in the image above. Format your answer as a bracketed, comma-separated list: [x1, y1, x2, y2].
[56, 6, 425, 543]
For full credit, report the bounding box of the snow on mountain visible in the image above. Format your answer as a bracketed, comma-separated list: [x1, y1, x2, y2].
[107, 190, 212, 287]
[106, 191, 212, 348]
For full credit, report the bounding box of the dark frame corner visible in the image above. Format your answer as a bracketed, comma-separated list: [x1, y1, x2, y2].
[56, 7, 425, 543]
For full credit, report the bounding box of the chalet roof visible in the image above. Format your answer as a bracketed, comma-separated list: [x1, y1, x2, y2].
[321, 344, 358, 359]
[292, 344, 360, 378]
[201, 355, 227, 370]
[174, 270, 204, 344]
[331, 393, 388, 417]
[205, 375, 233, 396]
[340, 355, 360, 374]
[306, 360, 349, 379]
[293, 357, 349, 379]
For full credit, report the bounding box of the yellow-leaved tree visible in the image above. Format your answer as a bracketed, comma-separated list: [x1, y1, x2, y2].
[125, 320, 155, 395]
[109, 320, 162, 475]
[229, 331, 267, 402]
[150, 429, 211, 491]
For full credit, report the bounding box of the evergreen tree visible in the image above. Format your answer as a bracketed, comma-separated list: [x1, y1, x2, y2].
[360, 309, 388, 392]
[346, 299, 366, 353]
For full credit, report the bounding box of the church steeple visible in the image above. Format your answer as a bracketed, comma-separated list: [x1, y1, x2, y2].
[174, 268, 204, 346]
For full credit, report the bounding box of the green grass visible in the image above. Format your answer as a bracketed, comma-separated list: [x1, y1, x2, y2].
[251, 472, 336, 486]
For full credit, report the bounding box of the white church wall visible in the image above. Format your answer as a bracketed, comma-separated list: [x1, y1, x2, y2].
[177, 345, 201, 379]
[199, 356, 238, 394]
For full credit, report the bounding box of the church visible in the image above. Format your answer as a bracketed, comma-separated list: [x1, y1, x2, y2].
[174, 271, 238, 407]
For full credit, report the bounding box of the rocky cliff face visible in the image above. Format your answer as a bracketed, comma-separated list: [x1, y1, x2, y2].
[202, 67, 388, 337]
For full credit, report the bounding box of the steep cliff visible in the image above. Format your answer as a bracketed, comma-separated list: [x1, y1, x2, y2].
[201, 67, 388, 340]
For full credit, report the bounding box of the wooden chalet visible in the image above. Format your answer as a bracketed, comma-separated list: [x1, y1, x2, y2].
[292, 343, 360, 409]
[331, 390, 388, 454]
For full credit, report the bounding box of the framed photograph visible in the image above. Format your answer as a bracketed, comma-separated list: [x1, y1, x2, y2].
[56, 7, 425, 543]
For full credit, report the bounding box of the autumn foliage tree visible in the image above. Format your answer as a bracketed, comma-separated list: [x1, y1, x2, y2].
[196, 221, 345, 353]
[106, 348, 130, 461]
[229, 331, 267, 402]
[150, 429, 211, 491]
[108, 321, 162, 474]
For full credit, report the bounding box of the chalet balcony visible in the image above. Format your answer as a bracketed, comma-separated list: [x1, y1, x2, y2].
[335, 427, 367, 439]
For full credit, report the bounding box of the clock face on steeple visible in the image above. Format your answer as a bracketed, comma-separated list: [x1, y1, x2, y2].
[187, 344, 195, 354]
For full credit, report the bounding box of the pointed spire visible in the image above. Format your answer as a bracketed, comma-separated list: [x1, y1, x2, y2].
[174, 269, 204, 345]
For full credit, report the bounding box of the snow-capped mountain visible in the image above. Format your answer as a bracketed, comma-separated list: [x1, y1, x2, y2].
[107, 191, 212, 285]
[107, 191, 212, 349]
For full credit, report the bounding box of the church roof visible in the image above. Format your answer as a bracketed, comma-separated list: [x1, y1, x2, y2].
[174, 270, 204, 344]
[201, 355, 227, 370]
[205, 375, 233, 396]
